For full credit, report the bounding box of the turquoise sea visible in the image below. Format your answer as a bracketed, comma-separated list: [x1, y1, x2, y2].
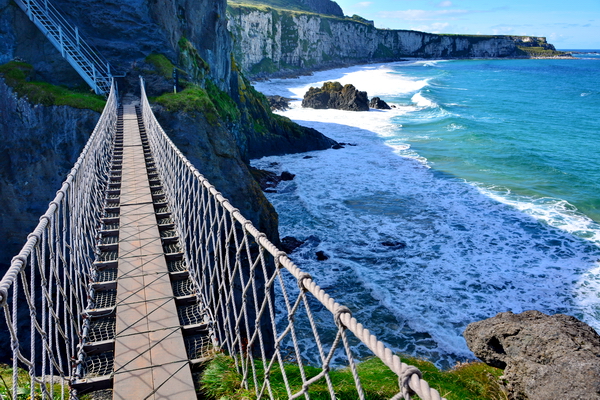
[253, 52, 600, 367]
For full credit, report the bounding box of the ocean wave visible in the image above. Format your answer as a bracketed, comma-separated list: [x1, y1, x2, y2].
[412, 92, 437, 108]
[253, 61, 600, 367]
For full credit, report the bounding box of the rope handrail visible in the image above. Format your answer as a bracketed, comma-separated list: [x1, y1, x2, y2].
[0, 80, 117, 399]
[139, 77, 445, 400]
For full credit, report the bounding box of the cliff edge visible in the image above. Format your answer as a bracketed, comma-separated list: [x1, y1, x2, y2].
[227, 2, 568, 78]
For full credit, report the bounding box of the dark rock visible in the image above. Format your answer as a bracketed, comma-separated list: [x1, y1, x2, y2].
[464, 310, 600, 400]
[303, 156, 314, 159]
[316, 251, 329, 261]
[369, 97, 391, 110]
[331, 143, 344, 149]
[302, 81, 369, 112]
[152, 105, 279, 241]
[280, 171, 295, 181]
[281, 236, 305, 253]
[338, 142, 357, 146]
[266, 95, 293, 111]
[382, 241, 406, 249]
[0, 79, 99, 269]
[250, 168, 294, 190]
[250, 167, 280, 190]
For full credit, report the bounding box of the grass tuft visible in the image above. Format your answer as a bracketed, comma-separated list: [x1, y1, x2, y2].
[145, 53, 178, 79]
[0, 61, 106, 112]
[199, 354, 507, 400]
[154, 85, 220, 125]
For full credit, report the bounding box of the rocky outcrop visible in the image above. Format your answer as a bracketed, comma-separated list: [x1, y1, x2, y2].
[151, 104, 279, 240]
[302, 81, 369, 111]
[266, 95, 293, 111]
[370, 97, 391, 110]
[227, 4, 566, 78]
[464, 310, 600, 400]
[0, 79, 99, 267]
[0, 0, 337, 264]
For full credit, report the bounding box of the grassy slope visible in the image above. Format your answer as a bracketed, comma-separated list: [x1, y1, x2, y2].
[0, 61, 106, 113]
[200, 354, 507, 400]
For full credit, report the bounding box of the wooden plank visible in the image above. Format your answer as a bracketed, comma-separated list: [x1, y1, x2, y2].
[111, 104, 196, 400]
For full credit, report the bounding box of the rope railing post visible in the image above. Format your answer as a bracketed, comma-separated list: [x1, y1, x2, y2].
[138, 77, 446, 400]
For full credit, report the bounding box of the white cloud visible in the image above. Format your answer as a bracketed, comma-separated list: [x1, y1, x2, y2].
[355, 1, 373, 7]
[378, 9, 471, 21]
[437, 1, 453, 7]
[412, 22, 451, 32]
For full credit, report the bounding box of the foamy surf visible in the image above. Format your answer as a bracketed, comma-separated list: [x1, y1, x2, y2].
[252, 62, 600, 367]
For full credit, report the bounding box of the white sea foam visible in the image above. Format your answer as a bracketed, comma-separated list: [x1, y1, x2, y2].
[252, 63, 600, 367]
[411, 92, 437, 108]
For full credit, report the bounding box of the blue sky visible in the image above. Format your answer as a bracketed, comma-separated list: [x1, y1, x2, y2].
[333, 0, 600, 49]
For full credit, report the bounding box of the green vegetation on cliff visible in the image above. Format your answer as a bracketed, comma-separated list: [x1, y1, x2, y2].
[0, 61, 106, 113]
[199, 354, 507, 399]
[517, 46, 567, 57]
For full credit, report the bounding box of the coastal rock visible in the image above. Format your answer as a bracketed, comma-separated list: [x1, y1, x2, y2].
[250, 168, 295, 191]
[316, 250, 329, 261]
[302, 81, 369, 111]
[281, 236, 305, 253]
[0, 79, 99, 273]
[370, 97, 391, 110]
[151, 105, 279, 240]
[381, 241, 406, 249]
[266, 95, 293, 111]
[464, 310, 600, 400]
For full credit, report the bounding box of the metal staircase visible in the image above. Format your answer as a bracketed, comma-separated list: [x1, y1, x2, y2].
[14, 0, 115, 95]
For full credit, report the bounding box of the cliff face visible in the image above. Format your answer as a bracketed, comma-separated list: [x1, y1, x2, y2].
[227, 5, 560, 77]
[0, 79, 99, 265]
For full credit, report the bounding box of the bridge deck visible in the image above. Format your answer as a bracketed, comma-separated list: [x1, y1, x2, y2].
[112, 103, 196, 399]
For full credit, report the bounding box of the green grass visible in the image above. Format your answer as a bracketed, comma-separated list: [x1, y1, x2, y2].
[517, 46, 569, 57]
[206, 80, 241, 123]
[199, 354, 507, 400]
[0, 364, 64, 400]
[145, 53, 178, 79]
[154, 86, 219, 124]
[0, 61, 106, 112]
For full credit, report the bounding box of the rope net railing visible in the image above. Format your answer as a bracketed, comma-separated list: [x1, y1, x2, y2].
[0, 81, 117, 399]
[140, 77, 446, 400]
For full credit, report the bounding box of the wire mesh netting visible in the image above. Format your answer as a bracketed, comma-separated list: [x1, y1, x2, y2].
[0, 82, 119, 399]
[140, 78, 445, 400]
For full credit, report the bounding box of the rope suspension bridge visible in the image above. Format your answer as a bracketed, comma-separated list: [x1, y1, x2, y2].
[0, 81, 448, 400]
[2, 1, 448, 399]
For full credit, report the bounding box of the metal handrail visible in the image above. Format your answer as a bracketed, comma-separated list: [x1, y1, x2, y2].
[14, 0, 117, 94]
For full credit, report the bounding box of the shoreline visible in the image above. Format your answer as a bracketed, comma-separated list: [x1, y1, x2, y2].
[250, 55, 577, 81]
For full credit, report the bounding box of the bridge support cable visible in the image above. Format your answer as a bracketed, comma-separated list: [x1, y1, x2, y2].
[13, 0, 116, 94]
[139, 77, 446, 400]
[0, 80, 118, 399]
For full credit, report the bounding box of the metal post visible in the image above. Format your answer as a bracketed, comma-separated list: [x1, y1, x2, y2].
[44, 0, 48, 12]
[107, 62, 111, 76]
[173, 68, 178, 94]
[92, 64, 99, 94]
[26, 0, 31, 18]
[75, 26, 79, 50]
[59, 26, 64, 57]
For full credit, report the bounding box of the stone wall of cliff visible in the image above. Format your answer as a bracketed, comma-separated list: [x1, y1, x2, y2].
[0, 0, 339, 268]
[227, 5, 560, 78]
[0, 79, 99, 265]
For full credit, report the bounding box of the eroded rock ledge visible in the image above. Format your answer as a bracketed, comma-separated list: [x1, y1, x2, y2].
[464, 310, 600, 400]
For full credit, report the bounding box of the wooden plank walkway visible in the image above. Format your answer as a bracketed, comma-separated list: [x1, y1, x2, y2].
[112, 103, 197, 400]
